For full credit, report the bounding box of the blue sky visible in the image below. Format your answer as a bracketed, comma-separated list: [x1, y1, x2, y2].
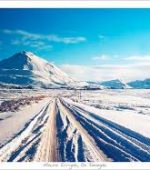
[0, 9, 150, 81]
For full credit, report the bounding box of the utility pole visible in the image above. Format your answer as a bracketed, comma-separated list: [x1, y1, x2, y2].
[78, 90, 81, 102]
[50, 65, 52, 80]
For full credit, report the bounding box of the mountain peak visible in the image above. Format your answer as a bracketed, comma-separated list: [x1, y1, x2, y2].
[0, 51, 74, 88]
[12, 51, 47, 63]
[0, 51, 49, 71]
[12, 51, 35, 58]
[17, 51, 35, 59]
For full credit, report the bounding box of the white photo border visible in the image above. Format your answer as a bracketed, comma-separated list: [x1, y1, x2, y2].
[0, 1, 150, 169]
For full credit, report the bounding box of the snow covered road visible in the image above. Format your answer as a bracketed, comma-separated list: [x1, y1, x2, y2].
[35, 99, 59, 162]
[0, 92, 150, 162]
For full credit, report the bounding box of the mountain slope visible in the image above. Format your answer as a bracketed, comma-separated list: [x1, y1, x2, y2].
[0, 51, 74, 88]
[100, 79, 130, 89]
[128, 79, 150, 89]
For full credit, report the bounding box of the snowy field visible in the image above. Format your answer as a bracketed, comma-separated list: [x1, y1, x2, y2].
[0, 89, 150, 162]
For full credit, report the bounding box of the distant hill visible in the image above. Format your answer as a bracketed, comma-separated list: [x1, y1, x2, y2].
[100, 79, 131, 89]
[128, 79, 150, 89]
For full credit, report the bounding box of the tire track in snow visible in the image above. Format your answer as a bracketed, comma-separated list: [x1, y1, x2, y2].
[1, 96, 148, 162]
[72, 104, 150, 152]
[57, 99, 108, 162]
[56, 107, 87, 162]
[61, 98, 150, 162]
[0, 99, 52, 162]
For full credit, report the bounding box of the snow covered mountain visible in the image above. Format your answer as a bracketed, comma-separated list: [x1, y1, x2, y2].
[100, 79, 131, 89]
[69, 81, 103, 90]
[0, 51, 74, 88]
[128, 79, 150, 89]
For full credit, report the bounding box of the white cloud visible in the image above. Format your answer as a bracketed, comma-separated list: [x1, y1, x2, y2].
[125, 55, 150, 62]
[92, 54, 110, 61]
[3, 29, 86, 44]
[15, 30, 41, 40]
[47, 35, 86, 44]
[60, 64, 93, 81]
[11, 39, 52, 50]
[99, 35, 105, 39]
[91, 54, 120, 62]
[3, 29, 52, 51]
[60, 63, 150, 82]
[3, 29, 13, 34]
